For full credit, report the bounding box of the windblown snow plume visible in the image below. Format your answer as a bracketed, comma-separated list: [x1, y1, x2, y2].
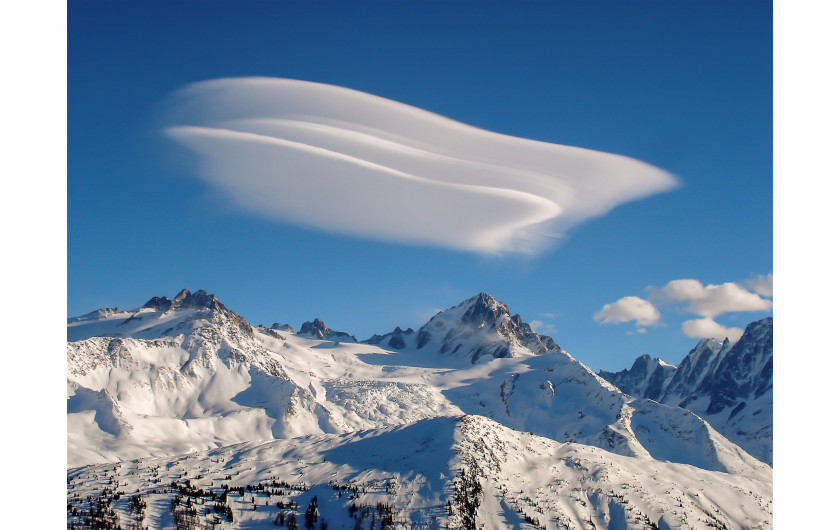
[163, 78, 678, 254]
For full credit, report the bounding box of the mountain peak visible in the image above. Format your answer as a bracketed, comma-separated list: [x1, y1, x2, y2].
[298, 318, 357, 342]
[142, 289, 225, 312]
[299, 318, 326, 336]
[270, 323, 295, 333]
[413, 292, 561, 362]
[600, 353, 677, 401]
[631, 353, 654, 370]
[69, 288, 254, 342]
[459, 292, 510, 328]
[174, 288, 191, 303]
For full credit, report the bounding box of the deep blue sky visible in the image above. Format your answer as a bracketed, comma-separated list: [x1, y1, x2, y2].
[68, 0, 772, 371]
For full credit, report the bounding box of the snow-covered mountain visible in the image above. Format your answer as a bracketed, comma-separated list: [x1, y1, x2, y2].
[67, 290, 772, 528]
[363, 293, 561, 363]
[600, 317, 773, 464]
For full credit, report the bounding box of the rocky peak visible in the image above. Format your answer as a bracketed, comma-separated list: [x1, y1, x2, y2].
[416, 293, 561, 362]
[699, 316, 773, 413]
[138, 289, 252, 338]
[630, 354, 654, 372]
[142, 289, 226, 312]
[459, 292, 510, 328]
[299, 318, 329, 337]
[173, 288, 191, 303]
[142, 296, 173, 311]
[299, 318, 356, 343]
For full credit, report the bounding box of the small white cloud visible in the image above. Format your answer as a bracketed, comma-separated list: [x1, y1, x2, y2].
[538, 312, 558, 319]
[650, 279, 772, 318]
[163, 77, 678, 255]
[681, 317, 744, 341]
[594, 296, 661, 327]
[743, 273, 773, 297]
[625, 328, 648, 335]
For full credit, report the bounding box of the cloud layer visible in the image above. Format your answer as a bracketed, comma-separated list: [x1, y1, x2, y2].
[594, 275, 772, 341]
[163, 77, 678, 254]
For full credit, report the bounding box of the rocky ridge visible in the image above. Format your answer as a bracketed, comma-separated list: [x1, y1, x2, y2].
[600, 317, 773, 464]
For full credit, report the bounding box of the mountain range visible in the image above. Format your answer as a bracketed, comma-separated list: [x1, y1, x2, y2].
[599, 318, 772, 465]
[67, 289, 772, 529]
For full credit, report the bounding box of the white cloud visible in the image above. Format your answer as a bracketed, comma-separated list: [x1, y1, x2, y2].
[681, 317, 744, 341]
[593, 296, 661, 326]
[598, 276, 771, 340]
[163, 77, 678, 255]
[538, 312, 558, 319]
[743, 273, 773, 297]
[650, 279, 772, 318]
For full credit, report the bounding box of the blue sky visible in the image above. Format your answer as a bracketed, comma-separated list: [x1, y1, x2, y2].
[68, 0, 772, 371]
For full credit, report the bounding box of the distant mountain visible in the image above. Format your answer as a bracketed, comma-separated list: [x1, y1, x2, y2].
[597, 354, 677, 401]
[67, 289, 772, 528]
[362, 326, 415, 349]
[269, 322, 295, 334]
[600, 317, 773, 464]
[297, 318, 357, 342]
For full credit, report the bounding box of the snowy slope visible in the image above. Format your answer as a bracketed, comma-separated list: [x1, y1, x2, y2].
[600, 318, 773, 464]
[68, 415, 771, 529]
[67, 290, 772, 528]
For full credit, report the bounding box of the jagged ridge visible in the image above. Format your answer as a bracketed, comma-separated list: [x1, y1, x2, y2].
[600, 317, 773, 464]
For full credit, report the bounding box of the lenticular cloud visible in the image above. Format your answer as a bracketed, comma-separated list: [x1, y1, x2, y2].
[164, 77, 678, 254]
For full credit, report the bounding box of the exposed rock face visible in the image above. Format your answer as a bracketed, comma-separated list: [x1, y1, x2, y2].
[298, 318, 357, 342]
[667, 339, 728, 404]
[696, 318, 773, 415]
[459, 292, 508, 327]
